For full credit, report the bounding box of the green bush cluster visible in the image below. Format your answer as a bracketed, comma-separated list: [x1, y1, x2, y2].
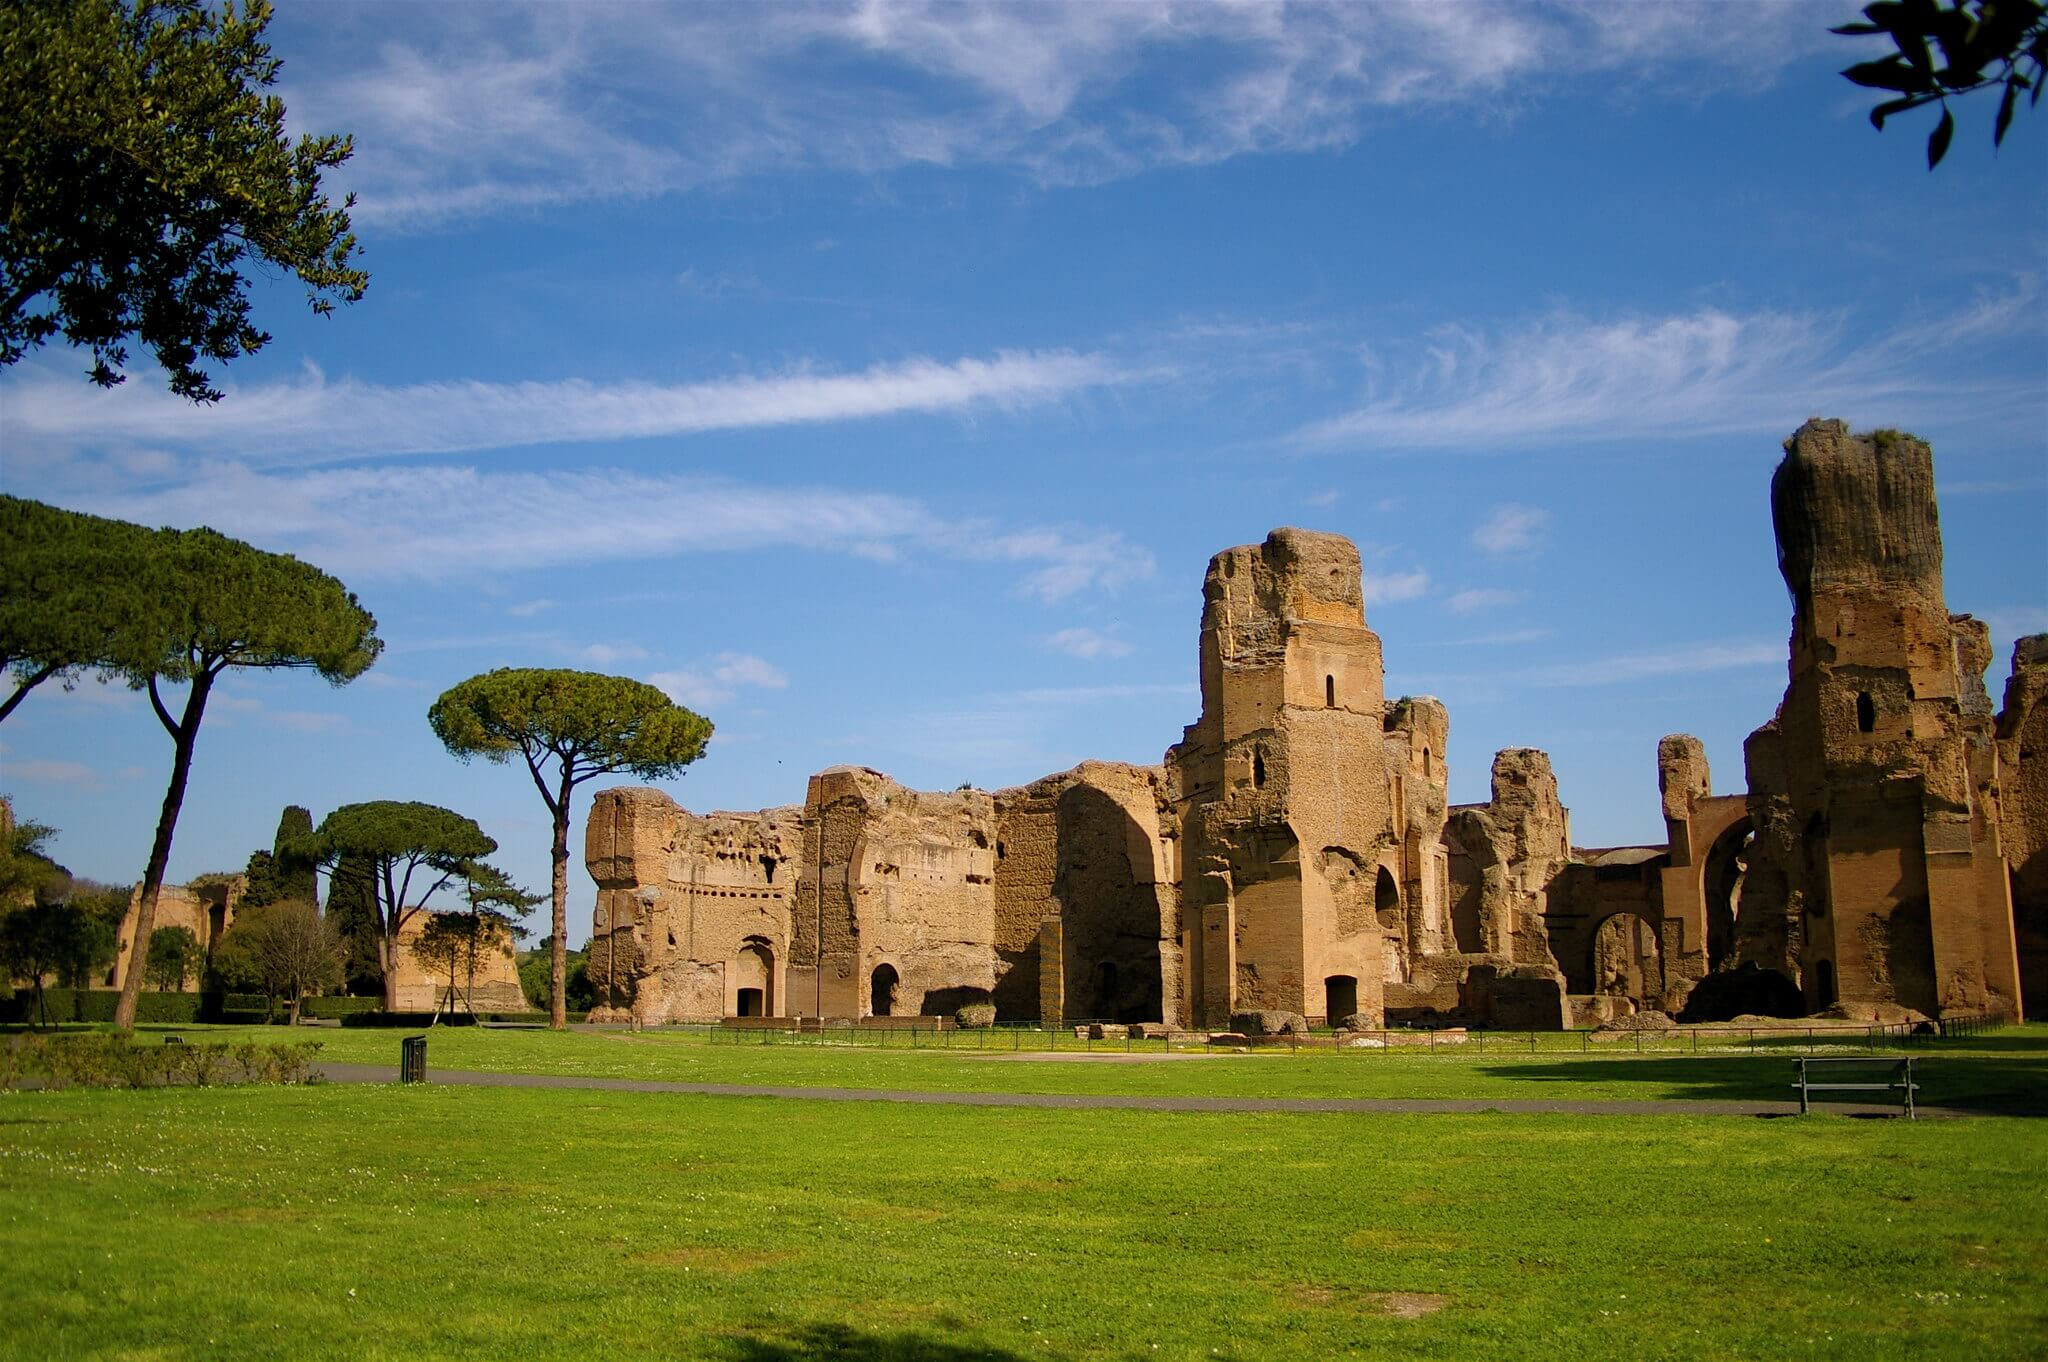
[297, 995, 382, 1019]
[338, 1011, 478, 1028]
[955, 1002, 998, 1029]
[0, 989, 212, 1025]
[0, 1033, 323, 1090]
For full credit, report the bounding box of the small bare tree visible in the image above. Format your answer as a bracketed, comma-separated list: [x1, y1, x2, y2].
[247, 901, 343, 1025]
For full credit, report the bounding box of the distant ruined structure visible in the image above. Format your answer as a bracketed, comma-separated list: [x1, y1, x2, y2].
[586, 420, 2036, 1028]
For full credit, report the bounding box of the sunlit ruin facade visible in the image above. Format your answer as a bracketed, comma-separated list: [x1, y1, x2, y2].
[586, 420, 2037, 1028]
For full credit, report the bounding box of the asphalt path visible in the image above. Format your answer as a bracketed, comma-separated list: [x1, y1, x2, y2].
[315, 1062, 1949, 1118]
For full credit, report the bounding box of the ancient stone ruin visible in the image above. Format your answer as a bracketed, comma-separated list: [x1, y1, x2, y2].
[586, 419, 2037, 1028]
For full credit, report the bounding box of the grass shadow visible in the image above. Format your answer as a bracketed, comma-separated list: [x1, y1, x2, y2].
[1476, 1046, 2048, 1115]
[721, 1324, 1031, 1361]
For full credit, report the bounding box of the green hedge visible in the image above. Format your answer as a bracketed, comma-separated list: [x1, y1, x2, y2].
[299, 996, 383, 1019]
[339, 1011, 479, 1028]
[0, 1033, 323, 1089]
[483, 1010, 589, 1025]
[0, 989, 214, 1025]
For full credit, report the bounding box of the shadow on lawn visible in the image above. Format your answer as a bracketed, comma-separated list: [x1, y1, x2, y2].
[722, 1324, 1031, 1361]
[1478, 1042, 2048, 1116]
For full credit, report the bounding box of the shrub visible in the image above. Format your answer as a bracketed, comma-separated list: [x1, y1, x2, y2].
[0, 988, 211, 1025]
[955, 1002, 997, 1029]
[298, 995, 383, 1020]
[338, 1010, 478, 1028]
[0, 1033, 323, 1090]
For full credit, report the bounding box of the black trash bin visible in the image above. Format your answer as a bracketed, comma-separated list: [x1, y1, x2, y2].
[400, 1034, 427, 1084]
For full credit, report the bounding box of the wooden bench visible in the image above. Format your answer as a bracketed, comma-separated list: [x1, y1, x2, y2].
[1792, 1056, 1918, 1119]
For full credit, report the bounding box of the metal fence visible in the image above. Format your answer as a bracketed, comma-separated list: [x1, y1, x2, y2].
[694, 1016, 2001, 1057]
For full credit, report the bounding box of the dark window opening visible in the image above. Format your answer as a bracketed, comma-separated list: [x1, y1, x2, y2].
[736, 988, 764, 1017]
[1422, 746, 1431, 780]
[1252, 750, 1266, 788]
[1813, 959, 1836, 1008]
[760, 855, 777, 884]
[1856, 691, 1876, 733]
[1325, 975, 1358, 1026]
[871, 964, 899, 1017]
[1325, 675, 1336, 708]
[1094, 961, 1120, 1018]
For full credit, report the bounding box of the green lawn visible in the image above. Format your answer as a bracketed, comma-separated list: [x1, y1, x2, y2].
[0, 1082, 2042, 1361]
[91, 1021, 2048, 1113]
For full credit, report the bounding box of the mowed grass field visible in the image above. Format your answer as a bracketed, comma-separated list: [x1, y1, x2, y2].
[2, 1026, 2046, 1360]
[1, 1080, 2044, 1362]
[149, 1020, 2048, 1112]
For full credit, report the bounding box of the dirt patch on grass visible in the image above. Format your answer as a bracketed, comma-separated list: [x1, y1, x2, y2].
[1287, 1284, 1448, 1319]
[631, 1245, 795, 1274]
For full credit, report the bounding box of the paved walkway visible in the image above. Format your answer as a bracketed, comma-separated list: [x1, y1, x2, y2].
[316, 1063, 1947, 1118]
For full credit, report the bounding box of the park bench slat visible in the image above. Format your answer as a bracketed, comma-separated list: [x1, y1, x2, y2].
[1793, 1057, 1917, 1119]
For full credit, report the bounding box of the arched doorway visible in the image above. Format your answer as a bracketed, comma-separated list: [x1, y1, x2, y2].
[1702, 818, 1755, 972]
[1375, 866, 1404, 983]
[1591, 913, 1664, 1003]
[1325, 975, 1358, 1026]
[734, 941, 773, 1018]
[870, 963, 899, 1018]
[1811, 958, 1837, 1008]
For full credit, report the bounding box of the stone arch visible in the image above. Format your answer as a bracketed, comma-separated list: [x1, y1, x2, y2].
[1702, 815, 1755, 972]
[734, 939, 773, 1018]
[1374, 866, 1399, 925]
[1590, 911, 1664, 1003]
[870, 962, 899, 1017]
[1054, 782, 1165, 1024]
[1324, 974, 1358, 1026]
[1322, 847, 1371, 937]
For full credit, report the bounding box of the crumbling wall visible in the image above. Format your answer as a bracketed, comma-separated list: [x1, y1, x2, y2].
[1752, 419, 2022, 1018]
[1169, 528, 1390, 1027]
[1998, 634, 2048, 1013]
[1006, 761, 1180, 1023]
[390, 910, 526, 1012]
[585, 786, 802, 1023]
[809, 767, 998, 1018]
[108, 877, 242, 992]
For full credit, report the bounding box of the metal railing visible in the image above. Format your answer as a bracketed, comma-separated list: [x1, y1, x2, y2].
[690, 1017, 2004, 1056]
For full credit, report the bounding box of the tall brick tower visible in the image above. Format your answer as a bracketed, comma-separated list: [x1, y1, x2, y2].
[1169, 529, 1395, 1027]
[1752, 419, 2021, 1018]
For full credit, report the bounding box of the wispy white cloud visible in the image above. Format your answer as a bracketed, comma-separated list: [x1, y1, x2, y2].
[1472, 505, 1548, 555]
[35, 462, 1154, 600]
[1364, 569, 1430, 606]
[1446, 587, 1524, 614]
[280, 1, 1838, 229]
[965, 527, 1155, 602]
[1527, 640, 1783, 688]
[1043, 626, 1134, 660]
[4, 350, 1130, 464]
[1299, 284, 2043, 450]
[507, 598, 554, 618]
[1417, 626, 1555, 648]
[1, 757, 103, 788]
[578, 643, 650, 666]
[651, 652, 790, 711]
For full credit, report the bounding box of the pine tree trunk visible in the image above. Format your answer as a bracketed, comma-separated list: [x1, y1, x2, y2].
[381, 934, 399, 1012]
[114, 672, 212, 1029]
[550, 797, 571, 1030]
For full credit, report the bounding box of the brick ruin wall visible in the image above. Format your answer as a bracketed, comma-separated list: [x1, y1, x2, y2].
[582, 421, 2036, 1026]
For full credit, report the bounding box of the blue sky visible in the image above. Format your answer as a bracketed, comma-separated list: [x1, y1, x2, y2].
[3, 0, 2043, 943]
